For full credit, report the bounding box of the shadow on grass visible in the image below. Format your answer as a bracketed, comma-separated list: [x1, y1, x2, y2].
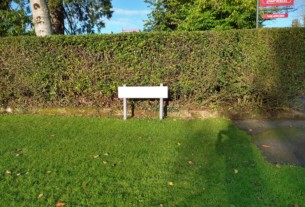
[170, 121, 273, 206]
[215, 123, 269, 206]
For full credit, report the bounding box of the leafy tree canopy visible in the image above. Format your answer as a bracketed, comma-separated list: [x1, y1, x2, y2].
[1, 0, 113, 36]
[0, 0, 32, 36]
[144, 0, 294, 31]
[59, 0, 113, 34]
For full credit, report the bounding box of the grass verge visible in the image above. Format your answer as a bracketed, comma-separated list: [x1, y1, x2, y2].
[0, 115, 304, 206]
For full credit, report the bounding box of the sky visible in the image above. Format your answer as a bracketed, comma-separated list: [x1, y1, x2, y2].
[264, 0, 305, 27]
[101, 0, 305, 34]
[101, 0, 150, 33]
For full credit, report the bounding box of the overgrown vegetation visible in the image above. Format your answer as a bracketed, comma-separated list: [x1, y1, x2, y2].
[0, 0, 32, 36]
[143, 0, 294, 31]
[0, 115, 304, 206]
[0, 28, 305, 112]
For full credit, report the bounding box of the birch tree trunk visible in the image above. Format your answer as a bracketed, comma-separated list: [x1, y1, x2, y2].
[30, 0, 52, 36]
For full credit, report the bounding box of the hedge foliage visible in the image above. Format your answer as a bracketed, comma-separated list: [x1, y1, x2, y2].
[0, 28, 305, 111]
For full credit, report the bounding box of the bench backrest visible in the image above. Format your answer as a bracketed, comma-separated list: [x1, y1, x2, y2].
[118, 86, 168, 99]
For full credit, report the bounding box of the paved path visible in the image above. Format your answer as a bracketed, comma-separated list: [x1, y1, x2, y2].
[234, 120, 305, 167]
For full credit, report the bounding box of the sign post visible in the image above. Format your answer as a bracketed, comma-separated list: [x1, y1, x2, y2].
[256, 0, 259, 28]
[118, 84, 168, 120]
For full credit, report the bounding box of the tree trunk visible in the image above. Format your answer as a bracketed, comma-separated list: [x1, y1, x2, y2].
[48, 0, 64, 35]
[49, 5, 64, 34]
[30, 0, 52, 36]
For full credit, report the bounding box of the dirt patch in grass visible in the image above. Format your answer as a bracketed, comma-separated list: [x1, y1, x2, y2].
[234, 120, 305, 167]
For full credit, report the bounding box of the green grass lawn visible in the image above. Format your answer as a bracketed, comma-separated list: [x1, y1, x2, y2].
[0, 115, 304, 207]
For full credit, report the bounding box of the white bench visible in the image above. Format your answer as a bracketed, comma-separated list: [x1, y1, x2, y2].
[118, 84, 168, 120]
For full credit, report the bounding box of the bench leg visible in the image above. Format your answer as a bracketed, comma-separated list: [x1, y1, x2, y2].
[123, 98, 127, 120]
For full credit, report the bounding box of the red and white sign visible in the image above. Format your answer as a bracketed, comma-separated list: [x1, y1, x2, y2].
[263, 13, 289, 19]
[260, 0, 294, 7]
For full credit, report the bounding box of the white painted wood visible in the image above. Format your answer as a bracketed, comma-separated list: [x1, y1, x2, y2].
[123, 84, 127, 120]
[159, 97, 163, 120]
[159, 83, 163, 120]
[123, 98, 127, 120]
[118, 86, 168, 99]
[118, 84, 168, 120]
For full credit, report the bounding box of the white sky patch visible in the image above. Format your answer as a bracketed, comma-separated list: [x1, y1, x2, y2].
[102, 17, 145, 33]
[114, 8, 150, 16]
[106, 18, 140, 27]
[101, 7, 150, 33]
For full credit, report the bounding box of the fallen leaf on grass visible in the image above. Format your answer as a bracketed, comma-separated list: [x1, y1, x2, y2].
[102, 161, 108, 164]
[234, 169, 238, 174]
[16, 173, 21, 176]
[104, 152, 109, 156]
[82, 182, 89, 191]
[37, 193, 43, 199]
[188, 160, 194, 165]
[261, 144, 271, 148]
[15, 148, 22, 152]
[4, 170, 12, 175]
[15, 149, 23, 156]
[55, 201, 65, 207]
[93, 155, 99, 159]
[168, 182, 174, 186]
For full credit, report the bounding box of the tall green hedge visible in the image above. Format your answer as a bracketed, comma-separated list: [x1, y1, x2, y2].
[0, 28, 305, 111]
